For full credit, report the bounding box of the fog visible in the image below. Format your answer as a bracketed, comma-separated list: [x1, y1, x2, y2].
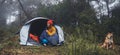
[0, 0, 120, 25]
[90, 0, 120, 19]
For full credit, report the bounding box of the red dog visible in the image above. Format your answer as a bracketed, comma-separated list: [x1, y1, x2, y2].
[101, 32, 115, 49]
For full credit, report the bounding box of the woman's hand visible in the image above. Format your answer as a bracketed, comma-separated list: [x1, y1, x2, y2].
[46, 30, 48, 32]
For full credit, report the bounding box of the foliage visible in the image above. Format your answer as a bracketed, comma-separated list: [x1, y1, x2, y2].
[0, 0, 120, 55]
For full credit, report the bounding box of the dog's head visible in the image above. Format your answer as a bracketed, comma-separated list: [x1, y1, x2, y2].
[106, 32, 113, 38]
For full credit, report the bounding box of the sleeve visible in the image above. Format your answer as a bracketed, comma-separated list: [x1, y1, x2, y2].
[47, 26, 56, 36]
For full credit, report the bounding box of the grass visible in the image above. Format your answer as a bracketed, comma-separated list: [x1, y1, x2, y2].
[61, 36, 118, 55]
[0, 27, 120, 55]
[0, 35, 61, 55]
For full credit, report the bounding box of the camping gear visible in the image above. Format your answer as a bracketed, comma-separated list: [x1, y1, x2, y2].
[29, 33, 39, 42]
[20, 17, 64, 45]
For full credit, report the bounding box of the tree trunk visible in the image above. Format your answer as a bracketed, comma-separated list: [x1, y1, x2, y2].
[106, 0, 110, 18]
[17, 0, 32, 20]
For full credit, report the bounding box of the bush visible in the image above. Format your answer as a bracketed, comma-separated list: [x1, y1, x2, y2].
[59, 27, 118, 55]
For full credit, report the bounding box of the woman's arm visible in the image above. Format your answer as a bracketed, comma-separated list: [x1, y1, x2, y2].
[46, 26, 56, 36]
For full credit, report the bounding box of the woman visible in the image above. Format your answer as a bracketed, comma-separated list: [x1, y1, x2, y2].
[40, 20, 59, 46]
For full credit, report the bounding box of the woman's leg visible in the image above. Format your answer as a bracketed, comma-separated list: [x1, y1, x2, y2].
[47, 33, 59, 45]
[40, 30, 48, 45]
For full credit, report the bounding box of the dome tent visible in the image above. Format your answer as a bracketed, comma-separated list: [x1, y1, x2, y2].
[20, 17, 64, 45]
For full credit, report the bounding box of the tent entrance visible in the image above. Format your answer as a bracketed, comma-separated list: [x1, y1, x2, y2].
[29, 19, 48, 36]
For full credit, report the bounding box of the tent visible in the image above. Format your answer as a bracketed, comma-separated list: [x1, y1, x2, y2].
[20, 17, 64, 45]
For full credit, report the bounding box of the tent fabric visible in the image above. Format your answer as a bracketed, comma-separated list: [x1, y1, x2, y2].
[20, 24, 30, 45]
[20, 17, 64, 46]
[55, 25, 64, 44]
[25, 17, 48, 25]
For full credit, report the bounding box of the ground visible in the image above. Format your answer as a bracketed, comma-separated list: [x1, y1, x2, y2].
[0, 35, 63, 55]
[0, 35, 120, 55]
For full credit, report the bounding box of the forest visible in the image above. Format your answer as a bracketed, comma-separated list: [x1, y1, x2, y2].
[0, 0, 120, 55]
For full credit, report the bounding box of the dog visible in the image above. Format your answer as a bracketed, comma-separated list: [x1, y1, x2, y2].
[101, 32, 115, 49]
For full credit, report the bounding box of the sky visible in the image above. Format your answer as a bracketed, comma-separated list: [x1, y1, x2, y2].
[89, 0, 120, 19]
[41, 0, 63, 5]
[2, 0, 63, 25]
[0, 0, 120, 25]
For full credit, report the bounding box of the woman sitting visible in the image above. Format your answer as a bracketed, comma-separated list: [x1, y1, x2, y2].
[40, 20, 59, 46]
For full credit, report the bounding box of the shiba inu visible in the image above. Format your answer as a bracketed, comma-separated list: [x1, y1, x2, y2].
[101, 32, 115, 49]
